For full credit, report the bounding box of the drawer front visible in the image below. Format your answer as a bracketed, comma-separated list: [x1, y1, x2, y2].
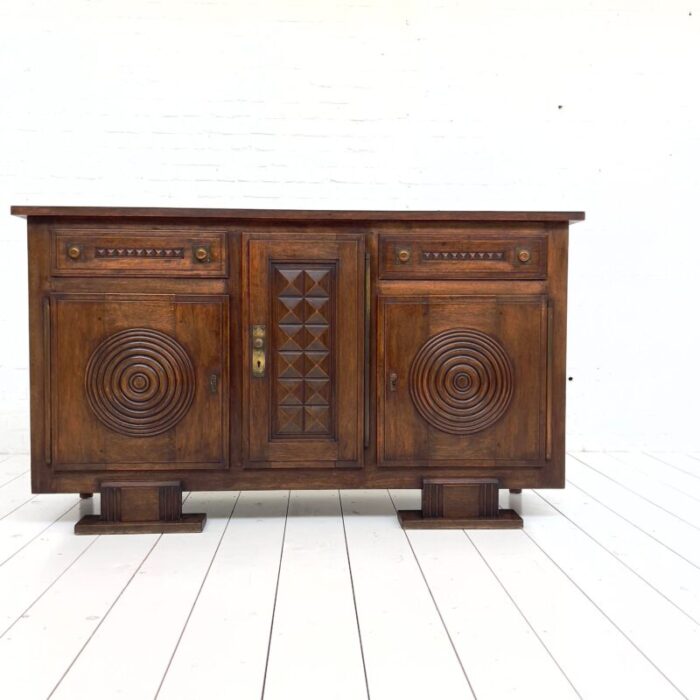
[52, 228, 228, 277]
[379, 233, 547, 279]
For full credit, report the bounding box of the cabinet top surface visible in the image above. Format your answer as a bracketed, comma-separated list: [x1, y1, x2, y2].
[11, 205, 584, 223]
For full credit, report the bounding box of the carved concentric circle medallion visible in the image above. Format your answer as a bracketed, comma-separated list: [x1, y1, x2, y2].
[85, 328, 195, 437]
[409, 328, 513, 435]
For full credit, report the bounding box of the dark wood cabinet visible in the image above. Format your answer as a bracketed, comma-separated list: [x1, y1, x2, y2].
[12, 206, 583, 533]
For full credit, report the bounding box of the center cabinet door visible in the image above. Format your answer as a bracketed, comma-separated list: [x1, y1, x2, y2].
[245, 235, 364, 466]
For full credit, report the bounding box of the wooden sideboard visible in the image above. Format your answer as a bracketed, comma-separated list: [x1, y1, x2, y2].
[11, 206, 584, 533]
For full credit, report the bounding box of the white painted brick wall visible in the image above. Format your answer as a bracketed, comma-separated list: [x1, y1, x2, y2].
[1, 1, 699, 452]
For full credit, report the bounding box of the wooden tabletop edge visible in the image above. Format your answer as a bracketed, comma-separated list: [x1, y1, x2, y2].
[10, 205, 586, 223]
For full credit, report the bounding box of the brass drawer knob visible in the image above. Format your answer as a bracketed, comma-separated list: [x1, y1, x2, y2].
[194, 246, 210, 262]
[517, 249, 531, 263]
[397, 248, 411, 263]
[67, 245, 82, 260]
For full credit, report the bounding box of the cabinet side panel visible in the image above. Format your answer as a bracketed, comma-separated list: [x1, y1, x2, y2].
[545, 223, 569, 486]
[27, 220, 53, 492]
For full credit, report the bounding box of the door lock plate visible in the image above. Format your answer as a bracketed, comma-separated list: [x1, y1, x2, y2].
[252, 325, 266, 378]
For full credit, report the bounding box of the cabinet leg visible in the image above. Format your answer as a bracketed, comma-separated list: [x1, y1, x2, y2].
[79, 492, 93, 499]
[75, 481, 206, 535]
[397, 478, 523, 530]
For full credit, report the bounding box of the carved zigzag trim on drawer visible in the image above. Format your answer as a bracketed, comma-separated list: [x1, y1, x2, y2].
[422, 251, 505, 261]
[95, 247, 185, 258]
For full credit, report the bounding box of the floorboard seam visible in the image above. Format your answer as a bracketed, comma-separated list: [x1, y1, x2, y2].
[465, 530, 582, 699]
[532, 490, 699, 625]
[154, 491, 241, 699]
[522, 528, 688, 699]
[0, 495, 36, 521]
[259, 490, 291, 700]
[570, 454, 700, 531]
[387, 490, 478, 700]
[565, 476, 700, 571]
[607, 453, 700, 504]
[339, 490, 371, 700]
[644, 453, 700, 480]
[0, 534, 100, 639]
[0, 470, 29, 490]
[0, 499, 81, 568]
[46, 534, 164, 699]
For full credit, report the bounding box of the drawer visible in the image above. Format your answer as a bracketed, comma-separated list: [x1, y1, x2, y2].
[378, 233, 547, 279]
[51, 228, 228, 277]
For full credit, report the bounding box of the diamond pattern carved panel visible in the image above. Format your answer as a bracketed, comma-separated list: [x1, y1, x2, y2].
[272, 265, 335, 437]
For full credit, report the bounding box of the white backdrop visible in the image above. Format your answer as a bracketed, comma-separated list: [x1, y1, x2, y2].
[1, 1, 698, 454]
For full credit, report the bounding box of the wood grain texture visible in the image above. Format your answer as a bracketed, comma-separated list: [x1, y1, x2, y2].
[397, 478, 523, 529]
[49, 294, 229, 472]
[84, 328, 196, 438]
[74, 481, 206, 535]
[409, 328, 514, 435]
[245, 233, 363, 466]
[379, 229, 548, 279]
[16, 208, 577, 531]
[51, 227, 228, 277]
[11, 205, 585, 222]
[271, 264, 335, 438]
[378, 295, 548, 466]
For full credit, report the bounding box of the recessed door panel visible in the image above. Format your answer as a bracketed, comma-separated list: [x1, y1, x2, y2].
[246, 236, 363, 465]
[50, 294, 229, 471]
[378, 295, 548, 466]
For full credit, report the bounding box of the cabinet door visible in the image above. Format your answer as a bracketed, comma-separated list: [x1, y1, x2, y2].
[378, 295, 549, 466]
[246, 237, 363, 465]
[50, 294, 229, 471]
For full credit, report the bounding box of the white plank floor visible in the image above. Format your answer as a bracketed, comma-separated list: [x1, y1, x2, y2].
[0, 453, 698, 700]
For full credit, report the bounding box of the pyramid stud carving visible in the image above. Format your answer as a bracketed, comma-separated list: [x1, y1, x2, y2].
[305, 379, 330, 406]
[272, 264, 335, 437]
[278, 324, 305, 351]
[277, 406, 303, 434]
[278, 351, 304, 378]
[278, 379, 303, 405]
[275, 268, 305, 296]
[304, 406, 330, 433]
[305, 324, 329, 351]
[305, 298, 329, 324]
[304, 269, 331, 297]
[277, 297, 303, 324]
